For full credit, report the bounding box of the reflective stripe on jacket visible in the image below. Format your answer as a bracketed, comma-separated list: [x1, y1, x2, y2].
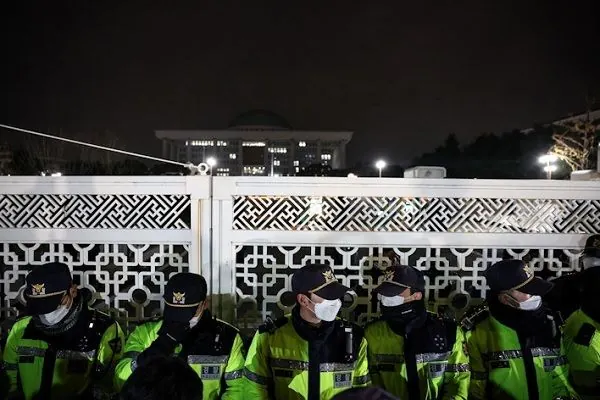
[467, 314, 578, 400]
[114, 318, 245, 400]
[365, 314, 470, 399]
[243, 315, 370, 400]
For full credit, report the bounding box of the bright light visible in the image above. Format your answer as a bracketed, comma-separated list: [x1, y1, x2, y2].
[543, 165, 558, 173]
[347, 173, 358, 178]
[51, 172, 62, 177]
[206, 157, 217, 167]
[538, 154, 558, 164]
[375, 160, 387, 170]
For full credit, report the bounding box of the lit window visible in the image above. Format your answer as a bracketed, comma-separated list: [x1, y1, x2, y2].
[321, 154, 331, 160]
[190, 140, 214, 146]
[217, 141, 228, 147]
[243, 141, 266, 147]
[298, 141, 306, 147]
[229, 153, 237, 159]
[268, 147, 287, 154]
[273, 160, 280, 166]
[293, 160, 299, 166]
[217, 168, 230, 172]
[295, 167, 299, 173]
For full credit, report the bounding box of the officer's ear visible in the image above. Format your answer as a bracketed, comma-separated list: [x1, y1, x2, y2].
[498, 292, 519, 308]
[296, 292, 311, 307]
[69, 285, 77, 298]
[412, 291, 423, 301]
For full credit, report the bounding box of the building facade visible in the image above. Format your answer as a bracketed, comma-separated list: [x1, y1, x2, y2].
[155, 110, 353, 176]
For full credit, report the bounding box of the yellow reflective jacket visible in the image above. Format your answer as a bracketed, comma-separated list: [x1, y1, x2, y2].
[365, 312, 470, 399]
[467, 310, 578, 400]
[563, 309, 600, 399]
[2, 307, 124, 400]
[243, 312, 370, 400]
[114, 314, 246, 400]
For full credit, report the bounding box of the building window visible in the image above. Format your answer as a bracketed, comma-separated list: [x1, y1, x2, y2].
[229, 153, 237, 159]
[293, 160, 299, 166]
[295, 167, 300, 173]
[298, 141, 306, 147]
[321, 154, 331, 161]
[268, 147, 287, 154]
[243, 141, 266, 147]
[243, 165, 265, 176]
[217, 141, 228, 147]
[273, 160, 281, 166]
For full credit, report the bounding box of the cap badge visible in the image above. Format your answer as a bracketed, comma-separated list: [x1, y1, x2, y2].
[31, 283, 46, 296]
[523, 264, 533, 279]
[172, 292, 186, 304]
[322, 269, 336, 283]
[383, 269, 395, 282]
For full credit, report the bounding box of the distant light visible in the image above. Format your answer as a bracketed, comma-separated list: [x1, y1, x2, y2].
[538, 154, 558, 164]
[347, 173, 358, 178]
[543, 165, 558, 173]
[51, 172, 62, 177]
[375, 160, 387, 170]
[206, 157, 217, 167]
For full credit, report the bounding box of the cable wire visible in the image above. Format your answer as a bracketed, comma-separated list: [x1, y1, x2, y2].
[0, 123, 197, 171]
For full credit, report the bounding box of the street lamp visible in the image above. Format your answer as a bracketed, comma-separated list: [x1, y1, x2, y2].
[538, 153, 558, 179]
[206, 157, 217, 174]
[375, 160, 386, 178]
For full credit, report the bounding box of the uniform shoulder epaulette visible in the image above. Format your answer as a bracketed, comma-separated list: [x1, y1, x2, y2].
[258, 316, 288, 334]
[460, 303, 489, 331]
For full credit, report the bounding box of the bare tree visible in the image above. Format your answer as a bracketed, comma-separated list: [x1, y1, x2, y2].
[24, 130, 66, 173]
[550, 115, 599, 171]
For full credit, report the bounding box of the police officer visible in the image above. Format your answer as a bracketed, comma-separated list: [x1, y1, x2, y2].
[562, 264, 600, 398]
[467, 259, 578, 400]
[365, 265, 470, 399]
[114, 272, 246, 400]
[545, 233, 600, 322]
[2, 262, 124, 399]
[243, 263, 370, 400]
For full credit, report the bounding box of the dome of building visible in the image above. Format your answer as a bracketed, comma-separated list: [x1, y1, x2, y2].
[228, 110, 292, 130]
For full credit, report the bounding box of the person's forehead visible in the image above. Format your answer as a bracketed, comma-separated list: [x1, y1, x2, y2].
[310, 292, 326, 302]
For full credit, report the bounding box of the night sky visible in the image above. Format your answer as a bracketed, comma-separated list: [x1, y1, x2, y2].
[1, 1, 599, 165]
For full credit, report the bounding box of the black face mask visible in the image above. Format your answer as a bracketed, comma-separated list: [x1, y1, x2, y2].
[381, 300, 426, 324]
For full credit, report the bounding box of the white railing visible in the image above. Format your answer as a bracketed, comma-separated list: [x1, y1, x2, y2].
[1, 176, 599, 331]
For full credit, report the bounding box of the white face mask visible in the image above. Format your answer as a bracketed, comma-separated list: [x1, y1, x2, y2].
[582, 257, 600, 270]
[378, 294, 405, 307]
[39, 305, 70, 326]
[311, 299, 342, 322]
[518, 295, 542, 311]
[189, 316, 200, 329]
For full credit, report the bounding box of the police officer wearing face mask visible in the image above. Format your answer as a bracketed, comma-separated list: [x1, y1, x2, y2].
[544, 234, 600, 323]
[365, 265, 470, 400]
[114, 272, 246, 400]
[562, 263, 600, 398]
[243, 263, 370, 400]
[2, 262, 124, 400]
[467, 259, 578, 400]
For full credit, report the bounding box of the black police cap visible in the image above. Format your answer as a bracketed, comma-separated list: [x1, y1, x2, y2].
[163, 273, 208, 322]
[485, 259, 553, 296]
[291, 264, 350, 300]
[25, 262, 72, 315]
[373, 265, 425, 297]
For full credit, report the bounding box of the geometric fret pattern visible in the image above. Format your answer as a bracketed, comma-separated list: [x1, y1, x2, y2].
[234, 244, 583, 327]
[0, 194, 191, 229]
[0, 242, 190, 332]
[232, 196, 600, 233]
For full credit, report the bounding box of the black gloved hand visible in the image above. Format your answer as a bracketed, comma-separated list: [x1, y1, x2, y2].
[135, 321, 190, 367]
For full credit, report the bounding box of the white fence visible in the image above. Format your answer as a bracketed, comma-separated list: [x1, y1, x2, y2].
[1, 176, 599, 331]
